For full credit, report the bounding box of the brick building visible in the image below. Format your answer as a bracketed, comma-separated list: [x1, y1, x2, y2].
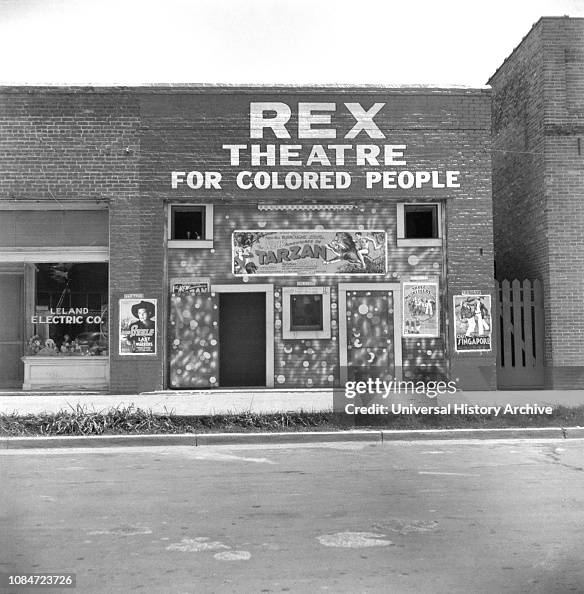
[489, 17, 584, 388]
[0, 86, 495, 394]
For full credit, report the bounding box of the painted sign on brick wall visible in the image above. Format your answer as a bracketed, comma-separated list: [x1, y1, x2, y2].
[232, 230, 387, 276]
[166, 99, 463, 194]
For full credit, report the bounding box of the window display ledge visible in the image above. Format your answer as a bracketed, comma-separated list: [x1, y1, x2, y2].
[21, 356, 109, 391]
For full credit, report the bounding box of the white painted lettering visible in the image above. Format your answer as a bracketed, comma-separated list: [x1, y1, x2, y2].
[250, 102, 292, 139]
[345, 103, 385, 139]
[298, 103, 336, 139]
[447, 171, 461, 187]
[356, 145, 380, 166]
[384, 144, 407, 165]
[222, 144, 247, 165]
[171, 171, 185, 188]
[251, 144, 276, 166]
[280, 145, 302, 166]
[306, 145, 331, 166]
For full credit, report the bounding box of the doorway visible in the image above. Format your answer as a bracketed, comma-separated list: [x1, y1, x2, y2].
[0, 271, 24, 388]
[338, 283, 402, 386]
[219, 292, 267, 387]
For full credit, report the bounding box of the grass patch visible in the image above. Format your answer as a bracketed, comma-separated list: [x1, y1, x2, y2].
[1, 404, 583, 437]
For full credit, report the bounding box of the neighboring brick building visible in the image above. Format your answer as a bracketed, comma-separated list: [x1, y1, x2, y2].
[0, 86, 495, 394]
[489, 17, 584, 388]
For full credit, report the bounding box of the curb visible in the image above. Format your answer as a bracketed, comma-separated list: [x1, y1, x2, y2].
[1, 426, 584, 449]
[380, 427, 584, 440]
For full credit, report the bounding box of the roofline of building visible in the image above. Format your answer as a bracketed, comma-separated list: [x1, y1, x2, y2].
[0, 83, 491, 96]
[488, 15, 584, 85]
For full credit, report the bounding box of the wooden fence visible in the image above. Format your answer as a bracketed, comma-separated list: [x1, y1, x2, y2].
[496, 279, 545, 389]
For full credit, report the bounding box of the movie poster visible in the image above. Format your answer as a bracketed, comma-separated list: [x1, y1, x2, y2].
[402, 282, 439, 337]
[171, 278, 210, 296]
[453, 294, 492, 352]
[119, 298, 157, 355]
[232, 230, 387, 276]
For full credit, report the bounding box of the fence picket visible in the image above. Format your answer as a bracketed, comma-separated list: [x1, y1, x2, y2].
[522, 279, 534, 367]
[497, 278, 544, 389]
[501, 280, 512, 369]
[512, 279, 524, 368]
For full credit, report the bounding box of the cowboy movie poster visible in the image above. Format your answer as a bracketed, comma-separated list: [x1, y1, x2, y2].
[402, 282, 439, 337]
[119, 298, 157, 355]
[232, 230, 387, 276]
[453, 294, 492, 352]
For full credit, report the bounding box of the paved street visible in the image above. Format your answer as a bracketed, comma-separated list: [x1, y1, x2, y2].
[1, 439, 584, 593]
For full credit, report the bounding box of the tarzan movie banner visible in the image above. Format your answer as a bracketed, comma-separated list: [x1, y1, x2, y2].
[232, 230, 387, 276]
[453, 294, 492, 352]
[402, 281, 439, 337]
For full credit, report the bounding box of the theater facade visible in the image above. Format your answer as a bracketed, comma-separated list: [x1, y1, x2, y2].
[0, 86, 495, 393]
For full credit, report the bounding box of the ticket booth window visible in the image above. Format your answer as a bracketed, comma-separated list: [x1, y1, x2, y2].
[283, 287, 331, 339]
[290, 294, 323, 332]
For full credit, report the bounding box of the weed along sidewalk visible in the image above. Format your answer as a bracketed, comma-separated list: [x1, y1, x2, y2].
[1, 400, 584, 443]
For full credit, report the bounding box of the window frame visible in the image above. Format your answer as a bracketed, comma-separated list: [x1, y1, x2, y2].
[396, 202, 442, 247]
[167, 204, 214, 248]
[282, 286, 331, 339]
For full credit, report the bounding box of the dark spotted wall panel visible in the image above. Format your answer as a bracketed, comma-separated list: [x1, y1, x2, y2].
[345, 290, 394, 382]
[169, 293, 219, 388]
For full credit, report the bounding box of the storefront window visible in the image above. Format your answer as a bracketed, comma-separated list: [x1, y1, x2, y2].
[29, 263, 108, 356]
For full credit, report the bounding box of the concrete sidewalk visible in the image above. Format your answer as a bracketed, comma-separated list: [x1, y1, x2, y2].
[0, 388, 583, 416]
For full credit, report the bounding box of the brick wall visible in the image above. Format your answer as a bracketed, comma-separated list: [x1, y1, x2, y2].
[0, 89, 139, 202]
[145, 88, 495, 390]
[0, 86, 495, 392]
[544, 18, 584, 380]
[489, 18, 584, 385]
[0, 88, 166, 393]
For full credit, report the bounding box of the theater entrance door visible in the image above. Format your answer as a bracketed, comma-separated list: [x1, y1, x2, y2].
[338, 283, 402, 386]
[219, 291, 267, 387]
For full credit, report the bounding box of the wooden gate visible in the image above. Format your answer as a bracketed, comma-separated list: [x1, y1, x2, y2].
[496, 279, 545, 389]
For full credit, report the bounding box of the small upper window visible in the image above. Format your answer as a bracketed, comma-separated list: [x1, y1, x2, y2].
[396, 203, 442, 247]
[290, 294, 323, 332]
[171, 206, 205, 240]
[404, 205, 438, 239]
[168, 204, 213, 248]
